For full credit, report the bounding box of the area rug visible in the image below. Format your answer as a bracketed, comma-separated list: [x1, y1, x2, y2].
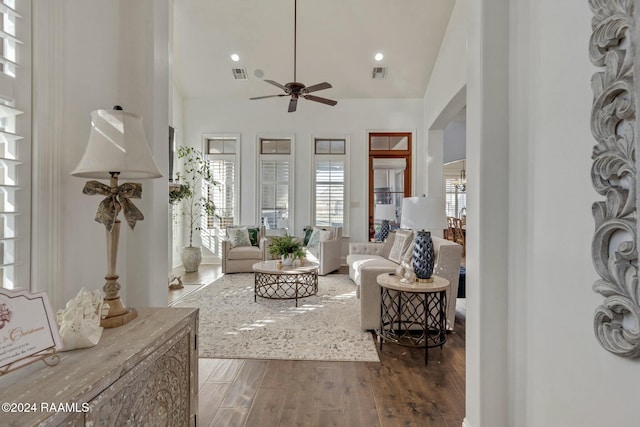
[174, 273, 380, 362]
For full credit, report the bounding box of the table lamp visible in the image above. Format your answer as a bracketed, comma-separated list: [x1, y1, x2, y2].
[374, 203, 396, 241]
[71, 106, 162, 328]
[400, 196, 447, 282]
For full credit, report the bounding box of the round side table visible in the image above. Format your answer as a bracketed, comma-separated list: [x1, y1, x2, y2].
[376, 272, 450, 365]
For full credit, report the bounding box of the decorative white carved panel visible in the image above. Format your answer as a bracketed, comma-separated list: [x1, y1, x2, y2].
[589, 0, 640, 357]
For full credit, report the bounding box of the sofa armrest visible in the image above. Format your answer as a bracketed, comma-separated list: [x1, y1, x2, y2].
[221, 239, 231, 273]
[359, 266, 398, 330]
[317, 238, 342, 275]
[258, 237, 269, 260]
[349, 242, 384, 256]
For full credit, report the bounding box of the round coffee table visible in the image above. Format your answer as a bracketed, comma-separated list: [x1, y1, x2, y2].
[252, 260, 319, 307]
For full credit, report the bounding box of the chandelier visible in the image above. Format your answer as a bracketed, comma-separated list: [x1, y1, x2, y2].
[454, 161, 467, 192]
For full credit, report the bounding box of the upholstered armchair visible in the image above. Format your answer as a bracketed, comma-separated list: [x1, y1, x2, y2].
[221, 225, 268, 273]
[303, 226, 343, 276]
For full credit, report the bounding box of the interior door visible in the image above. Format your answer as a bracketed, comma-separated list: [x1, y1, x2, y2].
[368, 132, 412, 239]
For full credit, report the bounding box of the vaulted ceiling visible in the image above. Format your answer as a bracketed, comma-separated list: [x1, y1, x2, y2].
[173, 0, 456, 101]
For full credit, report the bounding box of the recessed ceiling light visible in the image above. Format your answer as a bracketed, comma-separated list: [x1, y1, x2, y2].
[374, 53, 384, 61]
[231, 53, 240, 62]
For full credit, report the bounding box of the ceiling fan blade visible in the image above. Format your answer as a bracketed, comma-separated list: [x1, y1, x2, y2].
[304, 82, 332, 93]
[304, 94, 337, 106]
[250, 94, 287, 100]
[288, 97, 298, 112]
[264, 80, 288, 91]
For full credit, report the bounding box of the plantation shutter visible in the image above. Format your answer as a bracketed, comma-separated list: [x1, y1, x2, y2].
[260, 159, 289, 229]
[208, 158, 235, 228]
[314, 159, 344, 227]
[0, 0, 29, 290]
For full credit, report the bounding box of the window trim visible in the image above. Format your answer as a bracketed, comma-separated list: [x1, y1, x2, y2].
[256, 134, 295, 234]
[310, 134, 349, 236]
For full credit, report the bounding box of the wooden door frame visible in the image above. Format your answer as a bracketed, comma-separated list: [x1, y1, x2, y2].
[368, 132, 412, 237]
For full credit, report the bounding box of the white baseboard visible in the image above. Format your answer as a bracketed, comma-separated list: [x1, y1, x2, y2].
[462, 418, 473, 427]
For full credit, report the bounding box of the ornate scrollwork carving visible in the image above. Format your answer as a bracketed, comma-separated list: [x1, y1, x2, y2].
[589, 0, 640, 357]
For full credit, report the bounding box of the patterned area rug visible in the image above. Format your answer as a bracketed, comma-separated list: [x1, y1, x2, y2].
[175, 273, 380, 362]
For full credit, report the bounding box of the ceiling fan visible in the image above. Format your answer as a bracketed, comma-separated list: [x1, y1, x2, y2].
[249, 0, 337, 113]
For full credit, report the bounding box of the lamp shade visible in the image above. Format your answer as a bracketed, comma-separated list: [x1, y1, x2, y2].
[400, 196, 447, 231]
[71, 109, 162, 179]
[374, 203, 396, 221]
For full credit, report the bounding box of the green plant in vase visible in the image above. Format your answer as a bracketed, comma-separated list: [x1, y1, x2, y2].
[172, 146, 217, 272]
[268, 234, 304, 266]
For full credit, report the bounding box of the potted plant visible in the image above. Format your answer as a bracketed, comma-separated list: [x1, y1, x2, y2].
[171, 146, 216, 272]
[268, 234, 304, 266]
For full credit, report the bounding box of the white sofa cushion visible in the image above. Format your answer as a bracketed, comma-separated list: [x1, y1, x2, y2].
[346, 254, 398, 286]
[227, 245, 263, 260]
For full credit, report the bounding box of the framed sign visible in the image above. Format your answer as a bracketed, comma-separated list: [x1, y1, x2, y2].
[0, 288, 62, 374]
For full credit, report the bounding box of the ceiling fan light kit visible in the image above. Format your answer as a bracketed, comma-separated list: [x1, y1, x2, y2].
[249, 0, 337, 112]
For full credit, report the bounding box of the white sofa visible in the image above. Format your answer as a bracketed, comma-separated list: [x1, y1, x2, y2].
[347, 232, 463, 331]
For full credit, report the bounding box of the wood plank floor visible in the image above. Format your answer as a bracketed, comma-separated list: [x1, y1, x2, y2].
[197, 307, 466, 427]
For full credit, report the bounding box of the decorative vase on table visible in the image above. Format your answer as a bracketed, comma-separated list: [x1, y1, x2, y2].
[182, 246, 202, 272]
[380, 219, 390, 242]
[413, 230, 435, 282]
[281, 254, 294, 266]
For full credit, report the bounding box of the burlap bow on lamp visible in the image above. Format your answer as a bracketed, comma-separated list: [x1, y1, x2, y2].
[71, 106, 162, 328]
[83, 181, 144, 231]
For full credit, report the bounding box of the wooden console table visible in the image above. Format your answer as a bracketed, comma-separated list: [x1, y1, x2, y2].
[0, 307, 198, 426]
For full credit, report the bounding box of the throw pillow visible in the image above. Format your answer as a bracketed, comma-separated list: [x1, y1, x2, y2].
[307, 228, 331, 249]
[247, 227, 260, 246]
[400, 238, 415, 266]
[303, 228, 314, 246]
[388, 229, 413, 263]
[228, 226, 251, 248]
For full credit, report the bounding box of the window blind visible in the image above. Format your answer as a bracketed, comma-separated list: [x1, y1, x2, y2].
[260, 159, 289, 230]
[208, 158, 235, 229]
[315, 160, 344, 227]
[445, 177, 466, 218]
[0, 0, 27, 290]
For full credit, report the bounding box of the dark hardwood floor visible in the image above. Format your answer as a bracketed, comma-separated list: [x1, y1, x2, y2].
[197, 305, 466, 427]
[170, 264, 466, 426]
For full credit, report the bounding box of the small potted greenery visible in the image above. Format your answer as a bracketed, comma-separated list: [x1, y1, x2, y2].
[268, 234, 304, 266]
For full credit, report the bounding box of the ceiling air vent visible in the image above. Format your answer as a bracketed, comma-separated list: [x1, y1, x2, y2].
[372, 66, 387, 79]
[232, 68, 248, 80]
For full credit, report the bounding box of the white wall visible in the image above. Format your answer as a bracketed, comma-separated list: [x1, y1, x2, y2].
[182, 97, 424, 246]
[443, 119, 466, 164]
[171, 83, 185, 268]
[37, 0, 171, 309]
[508, 1, 640, 426]
[422, 0, 467, 198]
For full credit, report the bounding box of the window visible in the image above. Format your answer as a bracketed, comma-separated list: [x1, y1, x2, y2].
[444, 160, 466, 218]
[205, 136, 238, 228]
[203, 135, 239, 257]
[313, 138, 346, 229]
[259, 138, 292, 234]
[0, 0, 29, 290]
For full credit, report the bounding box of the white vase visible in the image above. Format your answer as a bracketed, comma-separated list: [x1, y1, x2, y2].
[182, 246, 202, 272]
[281, 254, 294, 266]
